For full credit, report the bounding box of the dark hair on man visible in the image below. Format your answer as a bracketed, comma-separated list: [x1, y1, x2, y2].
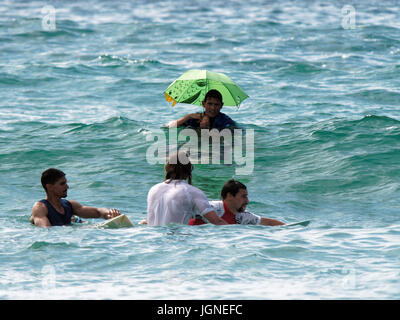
[204, 89, 223, 105]
[221, 179, 247, 199]
[41, 168, 65, 191]
[164, 151, 193, 185]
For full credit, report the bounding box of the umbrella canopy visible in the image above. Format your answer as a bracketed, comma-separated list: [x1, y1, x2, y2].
[164, 69, 248, 107]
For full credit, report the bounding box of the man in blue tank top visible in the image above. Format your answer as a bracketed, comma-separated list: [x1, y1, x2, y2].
[30, 168, 121, 227]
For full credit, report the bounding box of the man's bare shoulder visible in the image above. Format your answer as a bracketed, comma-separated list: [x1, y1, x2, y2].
[32, 201, 48, 214]
[30, 201, 48, 224]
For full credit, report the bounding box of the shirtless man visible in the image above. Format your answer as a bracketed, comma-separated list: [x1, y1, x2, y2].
[30, 168, 120, 227]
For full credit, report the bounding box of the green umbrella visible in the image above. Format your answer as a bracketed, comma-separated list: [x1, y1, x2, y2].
[164, 69, 248, 107]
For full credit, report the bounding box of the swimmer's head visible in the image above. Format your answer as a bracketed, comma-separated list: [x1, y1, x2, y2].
[41, 168, 69, 197]
[41, 168, 65, 191]
[221, 179, 249, 212]
[203, 89, 223, 105]
[164, 151, 193, 185]
[202, 90, 223, 118]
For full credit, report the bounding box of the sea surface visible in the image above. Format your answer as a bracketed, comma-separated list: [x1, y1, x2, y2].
[1, 0, 400, 299]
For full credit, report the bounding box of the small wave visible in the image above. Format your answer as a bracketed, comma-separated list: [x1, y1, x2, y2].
[14, 29, 75, 38]
[354, 114, 400, 124]
[263, 115, 400, 197]
[96, 54, 162, 68]
[0, 116, 147, 138]
[347, 89, 400, 105]
[0, 73, 22, 85]
[280, 61, 328, 75]
[62, 116, 145, 134]
[28, 240, 77, 250]
[11, 17, 96, 39]
[0, 73, 58, 86]
[311, 115, 400, 141]
[50, 63, 104, 76]
[308, 116, 400, 157]
[344, 149, 400, 169]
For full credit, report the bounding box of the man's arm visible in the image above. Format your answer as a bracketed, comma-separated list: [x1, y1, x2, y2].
[69, 200, 120, 219]
[238, 211, 284, 226]
[203, 211, 228, 225]
[167, 113, 202, 127]
[260, 217, 285, 226]
[30, 202, 52, 228]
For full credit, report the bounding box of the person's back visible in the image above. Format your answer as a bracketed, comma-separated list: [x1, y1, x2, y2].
[146, 151, 228, 226]
[147, 179, 214, 226]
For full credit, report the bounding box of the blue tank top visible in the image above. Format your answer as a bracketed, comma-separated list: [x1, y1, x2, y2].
[39, 199, 73, 226]
[183, 112, 236, 130]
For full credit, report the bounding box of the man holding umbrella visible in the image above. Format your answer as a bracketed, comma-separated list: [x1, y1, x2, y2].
[164, 69, 248, 130]
[167, 89, 236, 130]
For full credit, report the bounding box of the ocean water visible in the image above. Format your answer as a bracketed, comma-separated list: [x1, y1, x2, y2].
[1, 0, 400, 299]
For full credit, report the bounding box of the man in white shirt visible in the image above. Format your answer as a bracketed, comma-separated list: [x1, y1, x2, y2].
[146, 151, 228, 226]
[189, 179, 285, 226]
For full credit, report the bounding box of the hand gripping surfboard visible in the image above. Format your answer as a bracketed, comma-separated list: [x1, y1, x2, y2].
[97, 214, 134, 229]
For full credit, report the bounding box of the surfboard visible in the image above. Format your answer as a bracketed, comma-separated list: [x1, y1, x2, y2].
[97, 214, 134, 229]
[284, 220, 311, 227]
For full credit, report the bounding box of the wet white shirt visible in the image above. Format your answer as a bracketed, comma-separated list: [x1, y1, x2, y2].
[147, 180, 215, 226]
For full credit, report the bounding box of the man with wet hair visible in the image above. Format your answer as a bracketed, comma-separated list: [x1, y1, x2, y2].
[30, 168, 121, 227]
[167, 89, 237, 130]
[146, 151, 228, 226]
[189, 179, 285, 226]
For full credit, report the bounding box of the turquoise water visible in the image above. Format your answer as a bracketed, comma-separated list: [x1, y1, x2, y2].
[1, 0, 400, 299]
